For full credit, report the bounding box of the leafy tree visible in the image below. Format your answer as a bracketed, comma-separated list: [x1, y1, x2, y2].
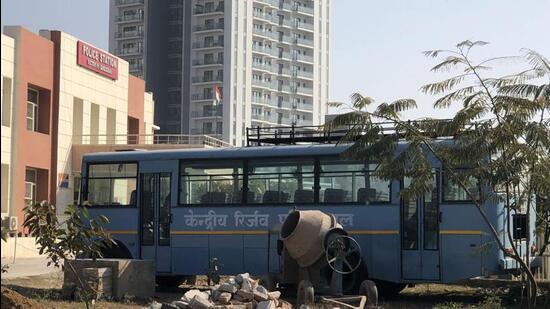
[23, 201, 115, 309]
[326, 41, 549, 308]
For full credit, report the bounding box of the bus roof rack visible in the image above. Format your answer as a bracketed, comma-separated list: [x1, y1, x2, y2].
[246, 119, 461, 146]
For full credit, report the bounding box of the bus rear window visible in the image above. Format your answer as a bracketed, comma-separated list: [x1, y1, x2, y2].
[442, 172, 480, 202]
[85, 163, 137, 206]
[513, 214, 527, 240]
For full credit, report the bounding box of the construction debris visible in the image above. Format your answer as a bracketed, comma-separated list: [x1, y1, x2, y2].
[149, 273, 291, 309]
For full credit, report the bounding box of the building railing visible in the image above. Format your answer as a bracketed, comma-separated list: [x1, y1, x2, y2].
[191, 110, 223, 118]
[114, 30, 144, 39]
[293, 4, 314, 15]
[193, 5, 224, 15]
[192, 58, 224, 66]
[129, 63, 144, 71]
[192, 76, 224, 83]
[115, 13, 144, 22]
[293, 53, 314, 63]
[192, 40, 224, 49]
[117, 47, 144, 55]
[115, 0, 144, 6]
[193, 23, 225, 32]
[73, 134, 231, 148]
[191, 93, 215, 101]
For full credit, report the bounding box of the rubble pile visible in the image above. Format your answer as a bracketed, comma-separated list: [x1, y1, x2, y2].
[151, 273, 292, 309]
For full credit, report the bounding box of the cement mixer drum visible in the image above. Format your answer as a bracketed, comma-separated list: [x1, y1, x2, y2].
[280, 210, 338, 267]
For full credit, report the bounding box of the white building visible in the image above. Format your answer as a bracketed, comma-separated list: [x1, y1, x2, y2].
[109, 0, 330, 146]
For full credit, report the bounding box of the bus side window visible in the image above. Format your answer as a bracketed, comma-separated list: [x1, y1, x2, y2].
[179, 161, 243, 205]
[248, 159, 314, 204]
[319, 160, 390, 204]
[85, 163, 137, 207]
[442, 171, 480, 203]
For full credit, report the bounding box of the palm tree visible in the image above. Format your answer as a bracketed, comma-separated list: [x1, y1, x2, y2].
[326, 41, 549, 308]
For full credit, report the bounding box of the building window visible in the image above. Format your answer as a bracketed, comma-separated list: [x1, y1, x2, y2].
[2, 77, 12, 127]
[25, 168, 37, 205]
[26, 88, 39, 131]
[85, 163, 137, 206]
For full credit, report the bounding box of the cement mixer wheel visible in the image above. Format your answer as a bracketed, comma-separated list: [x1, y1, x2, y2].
[359, 280, 378, 307]
[297, 280, 315, 307]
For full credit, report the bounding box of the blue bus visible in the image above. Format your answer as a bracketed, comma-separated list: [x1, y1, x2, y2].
[80, 144, 537, 294]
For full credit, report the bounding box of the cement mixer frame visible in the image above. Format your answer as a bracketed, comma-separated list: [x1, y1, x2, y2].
[81, 143, 538, 293]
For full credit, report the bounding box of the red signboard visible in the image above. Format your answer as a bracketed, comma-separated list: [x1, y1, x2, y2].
[77, 41, 119, 80]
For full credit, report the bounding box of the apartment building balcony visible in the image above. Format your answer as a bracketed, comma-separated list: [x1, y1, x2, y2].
[191, 93, 215, 101]
[192, 58, 224, 67]
[276, 68, 293, 76]
[114, 30, 144, 40]
[193, 23, 225, 33]
[293, 4, 314, 16]
[293, 70, 313, 80]
[252, 28, 274, 39]
[192, 76, 224, 84]
[115, 13, 144, 23]
[253, 11, 277, 24]
[252, 79, 275, 90]
[252, 45, 276, 56]
[277, 34, 294, 45]
[191, 110, 223, 118]
[193, 5, 224, 15]
[192, 40, 224, 49]
[294, 37, 314, 47]
[251, 98, 272, 107]
[295, 21, 314, 32]
[277, 85, 293, 93]
[292, 53, 314, 63]
[278, 2, 293, 11]
[252, 62, 274, 73]
[255, 0, 279, 8]
[129, 63, 143, 72]
[115, 0, 144, 7]
[116, 47, 143, 56]
[252, 114, 278, 123]
[292, 86, 313, 95]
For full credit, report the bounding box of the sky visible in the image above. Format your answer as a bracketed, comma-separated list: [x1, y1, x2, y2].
[2, 0, 549, 119]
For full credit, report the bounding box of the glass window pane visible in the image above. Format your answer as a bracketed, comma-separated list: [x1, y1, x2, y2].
[443, 172, 479, 202]
[89, 163, 138, 178]
[249, 159, 314, 204]
[112, 178, 137, 205]
[179, 161, 243, 204]
[424, 173, 439, 250]
[27, 88, 38, 103]
[140, 174, 154, 246]
[319, 160, 390, 204]
[158, 174, 171, 246]
[87, 178, 112, 205]
[402, 197, 418, 250]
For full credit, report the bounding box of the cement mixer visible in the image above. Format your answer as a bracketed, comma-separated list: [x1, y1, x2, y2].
[278, 210, 378, 307]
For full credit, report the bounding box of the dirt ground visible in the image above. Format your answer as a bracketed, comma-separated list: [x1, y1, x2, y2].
[1, 271, 549, 308]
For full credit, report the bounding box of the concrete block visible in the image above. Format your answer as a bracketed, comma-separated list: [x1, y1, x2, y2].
[257, 300, 276, 309]
[267, 291, 280, 300]
[190, 295, 213, 309]
[64, 259, 154, 300]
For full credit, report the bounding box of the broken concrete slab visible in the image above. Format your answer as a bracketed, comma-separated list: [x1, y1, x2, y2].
[257, 300, 276, 309]
[190, 295, 213, 309]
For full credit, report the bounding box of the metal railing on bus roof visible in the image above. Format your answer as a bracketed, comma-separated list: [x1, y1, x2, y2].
[245, 120, 460, 146]
[72, 134, 232, 148]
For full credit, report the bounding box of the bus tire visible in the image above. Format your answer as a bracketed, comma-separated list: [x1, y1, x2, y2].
[374, 280, 406, 298]
[156, 276, 184, 288]
[100, 240, 132, 259]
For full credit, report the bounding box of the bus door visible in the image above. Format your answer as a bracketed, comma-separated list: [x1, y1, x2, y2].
[139, 170, 172, 273]
[401, 172, 440, 280]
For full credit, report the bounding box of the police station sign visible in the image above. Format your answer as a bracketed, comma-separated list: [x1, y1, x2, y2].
[77, 41, 119, 80]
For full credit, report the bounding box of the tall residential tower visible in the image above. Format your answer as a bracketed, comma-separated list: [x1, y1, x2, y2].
[109, 0, 330, 146]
